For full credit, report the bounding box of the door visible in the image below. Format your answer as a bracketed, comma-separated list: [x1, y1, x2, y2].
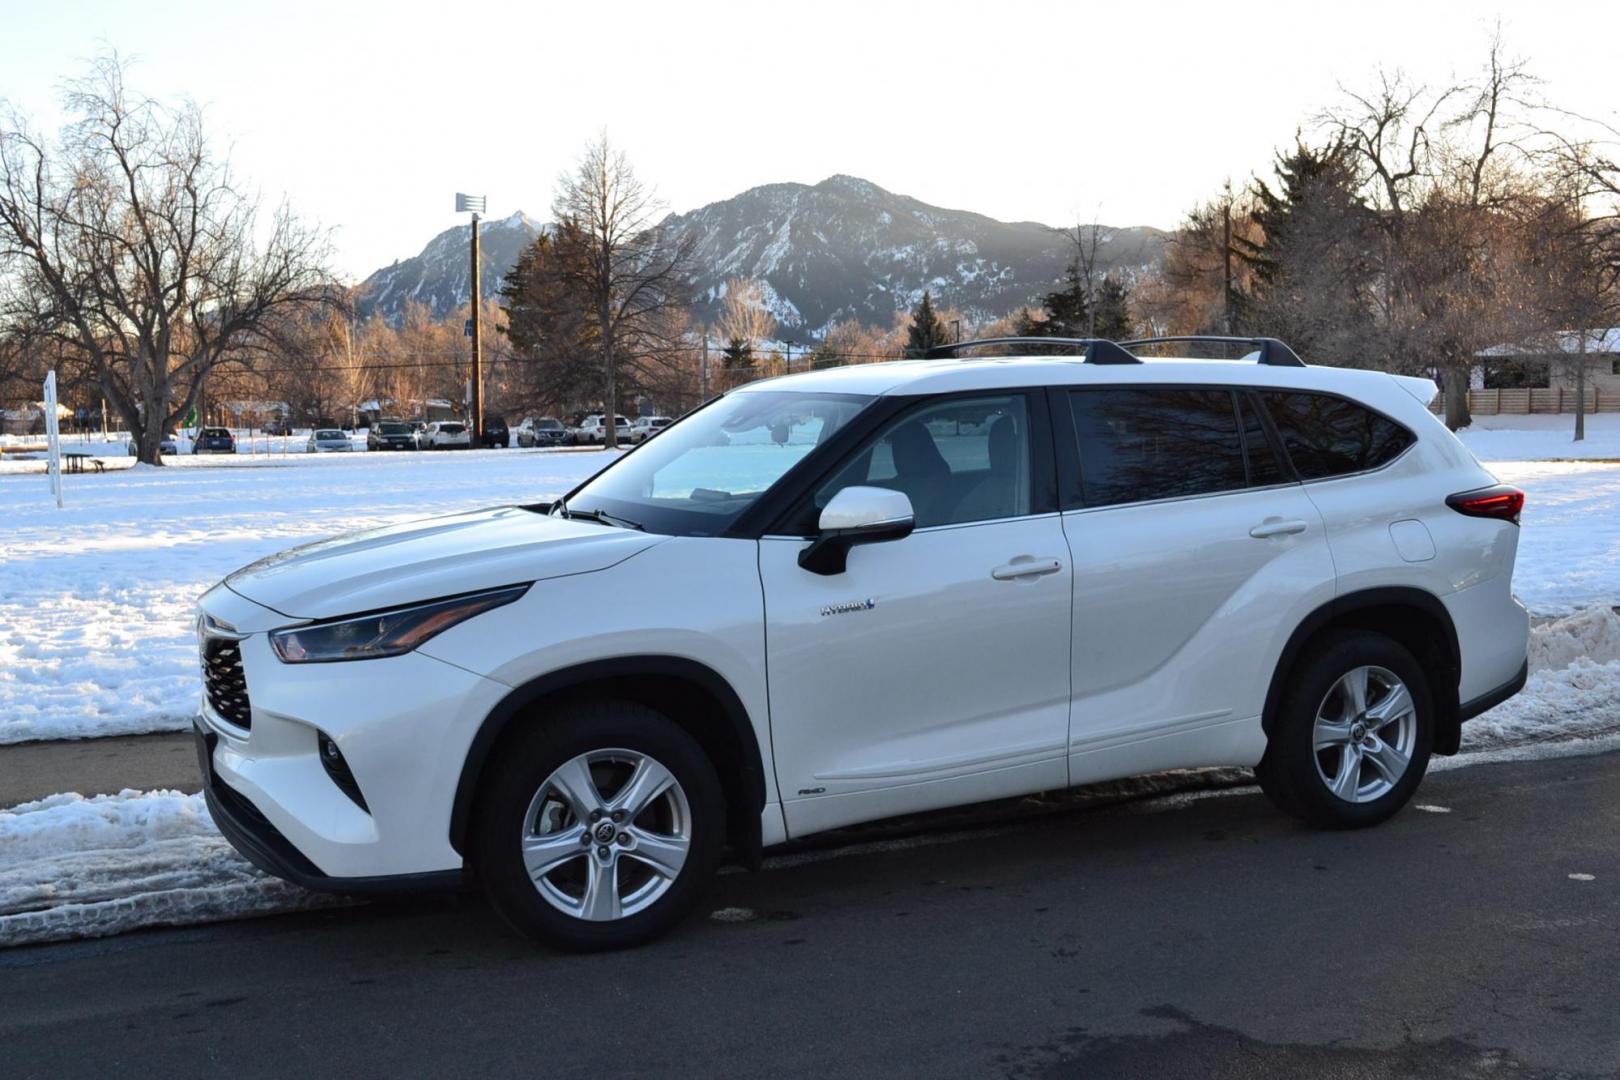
[760, 392, 1073, 837]
[1054, 387, 1338, 784]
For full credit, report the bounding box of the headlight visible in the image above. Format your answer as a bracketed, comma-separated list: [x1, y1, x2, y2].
[269, 585, 529, 664]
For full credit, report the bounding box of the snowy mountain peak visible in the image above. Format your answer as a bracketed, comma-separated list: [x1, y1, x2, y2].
[356, 179, 1167, 331]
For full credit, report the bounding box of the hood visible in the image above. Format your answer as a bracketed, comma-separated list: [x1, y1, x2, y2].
[225, 506, 664, 620]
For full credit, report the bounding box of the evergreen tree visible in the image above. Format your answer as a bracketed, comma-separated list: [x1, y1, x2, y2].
[1029, 260, 1090, 337]
[903, 291, 952, 357]
[498, 224, 600, 409]
[721, 334, 754, 371]
[1091, 275, 1134, 340]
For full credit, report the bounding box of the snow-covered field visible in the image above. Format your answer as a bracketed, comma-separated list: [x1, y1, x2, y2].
[3, 426, 1616, 743]
[0, 447, 614, 743]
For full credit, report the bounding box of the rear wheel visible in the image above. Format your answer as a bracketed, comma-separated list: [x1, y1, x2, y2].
[474, 701, 724, 950]
[1256, 630, 1433, 829]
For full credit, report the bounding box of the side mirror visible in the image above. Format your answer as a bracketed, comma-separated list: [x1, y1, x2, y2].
[798, 486, 915, 575]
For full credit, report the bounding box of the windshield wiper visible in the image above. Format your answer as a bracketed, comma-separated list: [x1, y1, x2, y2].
[553, 501, 644, 531]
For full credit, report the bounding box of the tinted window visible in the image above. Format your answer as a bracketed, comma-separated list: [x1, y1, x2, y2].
[1236, 394, 1288, 486]
[817, 395, 1031, 528]
[1069, 389, 1246, 507]
[1260, 392, 1414, 480]
[378, 423, 409, 435]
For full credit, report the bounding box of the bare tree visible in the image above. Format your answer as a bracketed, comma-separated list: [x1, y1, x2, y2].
[715, 278, 777, 353]
[1319, 33, 1543, 429]
[0, 56, 336, 462]
[1052, 219, 1104, 335]
[552, 133, 695, 449]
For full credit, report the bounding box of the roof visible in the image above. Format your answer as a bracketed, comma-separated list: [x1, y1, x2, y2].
[733, 355, 1434, 403]
[1477, 328, 1620, 358]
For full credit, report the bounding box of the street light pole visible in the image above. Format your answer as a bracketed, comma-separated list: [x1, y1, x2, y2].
[456, 193, 487, 444]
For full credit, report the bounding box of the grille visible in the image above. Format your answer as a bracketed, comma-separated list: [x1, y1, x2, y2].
[202, 636, 253, 729]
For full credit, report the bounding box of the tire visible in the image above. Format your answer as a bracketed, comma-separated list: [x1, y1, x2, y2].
[1256, 630, 1433, 829]
[473, 700, 725, 951]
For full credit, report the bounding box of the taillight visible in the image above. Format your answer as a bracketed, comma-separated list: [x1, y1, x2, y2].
[1447, 485, 1524, 524]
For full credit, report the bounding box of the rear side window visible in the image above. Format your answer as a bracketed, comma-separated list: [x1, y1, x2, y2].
[1068, 388, 1246, 507]
[1260, 392, 1414, 480]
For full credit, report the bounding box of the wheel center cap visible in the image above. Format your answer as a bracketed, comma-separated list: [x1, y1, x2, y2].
[1350, 721, 1368, 742]
[594, 821, 618, 844]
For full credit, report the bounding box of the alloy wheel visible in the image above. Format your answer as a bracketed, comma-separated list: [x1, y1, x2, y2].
[520, 748, 692, 921]
[1311, 665, 1418, 803]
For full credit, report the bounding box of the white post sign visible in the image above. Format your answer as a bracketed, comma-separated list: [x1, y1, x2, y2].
[43, 370, 63, 508]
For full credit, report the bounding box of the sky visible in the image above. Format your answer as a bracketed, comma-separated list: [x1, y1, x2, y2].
[3, 0, 1617, 282]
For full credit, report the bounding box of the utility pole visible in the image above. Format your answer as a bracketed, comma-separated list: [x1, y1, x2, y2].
[1221, 194, 1234, 336]
[700, 335, 710, 400]
[456, 193, 487, 443]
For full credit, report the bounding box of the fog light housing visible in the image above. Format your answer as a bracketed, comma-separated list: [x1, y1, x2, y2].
[318, 732, 369, 812]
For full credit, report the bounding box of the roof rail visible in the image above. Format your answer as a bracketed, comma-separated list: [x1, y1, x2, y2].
[923, 337, 1142, 365]
[1118, 336, 1306, 367]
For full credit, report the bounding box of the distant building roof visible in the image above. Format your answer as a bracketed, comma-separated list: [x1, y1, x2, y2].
[1478, 328, 1620, 358]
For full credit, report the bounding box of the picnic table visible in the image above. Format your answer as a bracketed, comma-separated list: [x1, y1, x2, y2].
[61, 450, 106, 474]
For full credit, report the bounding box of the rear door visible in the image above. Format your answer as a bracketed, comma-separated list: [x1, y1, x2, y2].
[760, 391, 1073, 837]
[1054, 386, 1338, 783]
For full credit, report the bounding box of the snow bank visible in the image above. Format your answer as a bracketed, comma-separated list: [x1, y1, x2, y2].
[1459, 606, 1620, 752]
[1458, 414, 1620, 462]
[0, 789, 337, 948]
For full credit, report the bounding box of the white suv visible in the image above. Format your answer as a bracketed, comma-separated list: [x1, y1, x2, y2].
[195, 336, 1529, 950]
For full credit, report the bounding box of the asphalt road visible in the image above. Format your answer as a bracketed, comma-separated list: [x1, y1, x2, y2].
[4, 751, 1618, 1079]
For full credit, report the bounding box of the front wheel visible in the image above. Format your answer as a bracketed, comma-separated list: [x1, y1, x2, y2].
[474, 701, 725, 950]
[1256, 630, 1433, 829]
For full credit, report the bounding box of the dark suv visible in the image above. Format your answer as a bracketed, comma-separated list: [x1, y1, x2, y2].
[192, 427, 236, 454]
[367, 420, 416, 451]
[481, 416, 510, 449]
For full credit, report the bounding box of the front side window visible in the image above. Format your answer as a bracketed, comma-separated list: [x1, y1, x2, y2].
[1069, 388, 1246, 508]
[1260, 392, 1414, 480]
[813, 394, 1032, 529]
[560, 390, 870, 535]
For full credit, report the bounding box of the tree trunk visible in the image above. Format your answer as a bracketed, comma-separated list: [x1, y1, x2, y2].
[1443, 361, 1473, 431]
[601, 297, 618, 451]
[1575, 335, 1587, 443]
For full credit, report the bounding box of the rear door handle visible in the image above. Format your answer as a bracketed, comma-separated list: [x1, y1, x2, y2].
[1249, 518, 1309, 539]
[991, 557, 1064, 581]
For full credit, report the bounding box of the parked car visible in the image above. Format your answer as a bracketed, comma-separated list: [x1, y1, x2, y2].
[629, 416, 672, 443]
[196, 334, 1530, 951]
[367, 421, 416, 451]
[424, 421, 472, 450]
[481, 416, 510, 449]
[407, 420, 429, 449]
[516, 416, 569, 448]
[264, 419, 295, 437]
[307, 428, 353, 453]
[126, 432, 180, 456]
[192, 427, 236, 454]
[574, 413, 632, 445]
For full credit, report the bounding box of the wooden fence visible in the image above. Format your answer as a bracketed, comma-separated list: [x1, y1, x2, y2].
[1430, 387, 1620, 415]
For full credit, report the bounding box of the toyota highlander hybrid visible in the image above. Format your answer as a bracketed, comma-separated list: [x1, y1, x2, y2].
[195, 335, 1530, 950]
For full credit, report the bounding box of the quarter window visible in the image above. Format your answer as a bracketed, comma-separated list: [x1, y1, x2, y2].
[1068, 388, 1247, 507]
[1260, 392, 1414, 479]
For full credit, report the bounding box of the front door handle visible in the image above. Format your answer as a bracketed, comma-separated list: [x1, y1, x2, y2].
[1249, 518, 1309, 539]
[991, 556, 1064, 581]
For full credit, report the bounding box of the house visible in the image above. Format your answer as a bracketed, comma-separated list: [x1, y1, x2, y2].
[1476, 329, 1620, 393]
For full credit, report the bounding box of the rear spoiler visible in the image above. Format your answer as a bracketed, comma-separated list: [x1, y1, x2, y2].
[1390, 374, 1440, 406]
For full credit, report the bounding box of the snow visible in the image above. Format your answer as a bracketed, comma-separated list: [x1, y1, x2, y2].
[0, 789, 342, 947]
[1457, 413, 1620, 462]
[0, 447, 613, 744]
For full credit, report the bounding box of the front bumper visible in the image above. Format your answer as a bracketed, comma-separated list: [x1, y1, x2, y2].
[195, 583, 508, 885]
[197, 723, 461, 895]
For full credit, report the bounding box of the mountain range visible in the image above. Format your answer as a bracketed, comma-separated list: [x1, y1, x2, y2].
[355, 176, 1167, 334]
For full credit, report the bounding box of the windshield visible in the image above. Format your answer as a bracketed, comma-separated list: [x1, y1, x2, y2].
[538, 419, 563, 429]
[441, 424, 466, 434]
[378, 423, 409, 435]
[556, 390, 871, 535]
[315, 430, 342, 439]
